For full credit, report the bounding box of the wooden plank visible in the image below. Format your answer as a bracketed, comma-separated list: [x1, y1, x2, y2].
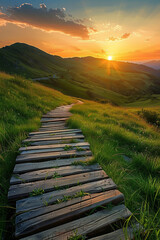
[28, 138, 85, 146]
[40, 124, 66, 128]
[16, 190, 124, 238]
[39, 127, 68, 131]
[29, 132, 81, 140]
[29, 129, 81, 136]
[13, 156, 92, 174]
[23, 135, 84, 143]
[16, 178, 116, 213]
[89, 225, 139, 240]
[19, 145, 89, 155]
[40, 118, 68, 123]
[21, 205, 131, 240]
[16, 190, 122, 224]
[10, 164, 101, 185]
[42, 114, 71, 118]
[16, 150, 92, 163]
[41, 122, 66, 126]
[19, 142, 89, 154]
[8, 170, 107, 201]
[30, 130, 82, 137]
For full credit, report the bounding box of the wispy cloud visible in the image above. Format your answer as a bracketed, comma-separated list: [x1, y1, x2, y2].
[109, 32, 131, 41]
[0, 3, 91, 39]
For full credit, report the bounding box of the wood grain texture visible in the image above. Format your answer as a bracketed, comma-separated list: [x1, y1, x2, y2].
[21, 205, 131, 240]
[10, 164, 101, 185]
[16, 190, 121, 224]
[13, 156, 92, 174]
[16, 150, 92, 163]
[16, 178, 117, 213]
[19, 142, 89, 155]
[29, 129, 81, 136]
[40, 118, 68, 123]
[16, 190, 124, 238]
[8, 170, 107, 201]
[89, 225, 139, 240]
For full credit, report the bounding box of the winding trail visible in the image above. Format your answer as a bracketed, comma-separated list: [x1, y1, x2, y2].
[8, 104, 135, 240]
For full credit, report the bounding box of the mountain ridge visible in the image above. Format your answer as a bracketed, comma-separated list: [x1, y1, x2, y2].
[0, 42, 160, 104]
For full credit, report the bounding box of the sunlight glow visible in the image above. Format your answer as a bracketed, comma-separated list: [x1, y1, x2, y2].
[108, 56, 112, 61]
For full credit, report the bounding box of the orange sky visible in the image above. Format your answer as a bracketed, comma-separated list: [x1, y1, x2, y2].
[0, 1, 160, 60]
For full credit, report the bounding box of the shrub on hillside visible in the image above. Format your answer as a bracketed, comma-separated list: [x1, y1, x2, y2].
[138, 109, 160, 127]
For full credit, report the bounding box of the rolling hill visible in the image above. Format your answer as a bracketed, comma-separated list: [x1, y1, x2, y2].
[143, 60, 160, 70]
[0, 43, 160, 104]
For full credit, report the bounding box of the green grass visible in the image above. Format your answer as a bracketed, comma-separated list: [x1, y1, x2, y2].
[68, 101, 160, 239]
[0, 72, 74, 238]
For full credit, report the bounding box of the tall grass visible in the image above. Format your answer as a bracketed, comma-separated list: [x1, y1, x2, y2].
[0, 72, 73, 238]
[68, 101, 160, 239]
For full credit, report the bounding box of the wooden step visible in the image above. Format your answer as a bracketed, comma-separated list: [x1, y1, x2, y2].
[13, 156, 92, 174]
[23, 135, 84, 143]
[29, 132, 82, 140]
[89, 225, 140, 240]
[39, 127, 68, 131]
[29, 129, 81, 136]
[16, 150, 92, 163]
[42, 114, 72, 118]
[19, 142, 90, 155]
[16, 178, 117, 213]
[16, 190, 121, 225]
[10, 164, 101, 185]
[40, 118, 68, 123]
[16, 190, 124, 238]
[8, 170, 107, 201]
[20, 205, 131, 240]
[26, 138, 85, 146]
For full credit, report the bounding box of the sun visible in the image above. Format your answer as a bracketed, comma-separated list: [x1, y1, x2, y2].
[108, 56, 112, 61]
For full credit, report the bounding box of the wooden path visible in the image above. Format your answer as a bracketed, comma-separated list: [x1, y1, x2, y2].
[8, 104, 136, 240]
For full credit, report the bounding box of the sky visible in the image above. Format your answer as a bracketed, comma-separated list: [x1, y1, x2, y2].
[0, 0, 160, 60]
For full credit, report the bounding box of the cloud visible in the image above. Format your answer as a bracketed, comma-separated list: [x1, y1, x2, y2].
[109, 32, 131, 41]
[0, 3, 90, 39]
[121, 33, 130, 39]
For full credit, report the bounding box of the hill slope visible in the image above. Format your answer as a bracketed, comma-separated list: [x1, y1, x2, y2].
[0, 43, 160, 104]
[143, 60, 160, 70]
[0, 72, 73, 239]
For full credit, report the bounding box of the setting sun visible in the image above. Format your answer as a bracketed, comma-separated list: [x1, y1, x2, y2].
[108, 56, 112, 61]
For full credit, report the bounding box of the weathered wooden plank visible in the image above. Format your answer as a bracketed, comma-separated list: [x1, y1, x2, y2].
[8, 170, 107, 201]
[39, 127, 68, 131]
[41, 118, 68, 123]
[30, 131, 82, 139]
[16, 190, 121, 224]
[23, 135, 84, 143]
[16, 178, 116, 213]
[41, 122, 66, 127]
[16, 150, 92, 163]
[21, 205, 131, 240]
[29, 129, 81, 136]
[19, 142, 89, 154]
[40, 124, 66, 129]
[13, 156, 92, 174]
[29, 138, 85, 146]
[42, 114, 71, 118]
[29, 132, 81, 140]
[20, 145, 89, 155]
[10, 164, 101, 185]
[16, 190, 124, 238]
[89, 225, 139, 240]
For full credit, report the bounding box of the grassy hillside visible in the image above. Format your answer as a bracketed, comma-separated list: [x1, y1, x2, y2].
[1, 43, 160, 105]
[68, 102, 160, 239]
[0, 72, 74, 239]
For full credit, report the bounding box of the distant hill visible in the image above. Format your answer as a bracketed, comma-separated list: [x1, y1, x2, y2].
[143, 60, 160, 70]
[0, 43, 160, 104]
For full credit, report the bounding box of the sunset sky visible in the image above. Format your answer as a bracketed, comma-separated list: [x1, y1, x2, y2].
[0, 0, 160, 60]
